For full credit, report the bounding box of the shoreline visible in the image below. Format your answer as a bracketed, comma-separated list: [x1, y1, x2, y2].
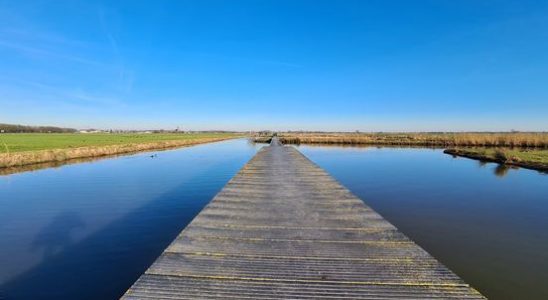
[253, 133, 548, 148]
[443, 148, 547, 173]
[254, 134, 548, 173]
[0, 137, 238, 171]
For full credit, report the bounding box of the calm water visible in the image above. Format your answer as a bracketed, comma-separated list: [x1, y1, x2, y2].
[297, 145, 548, 300]
[0, 139, 263, 299]
[1, 141, 546, 299]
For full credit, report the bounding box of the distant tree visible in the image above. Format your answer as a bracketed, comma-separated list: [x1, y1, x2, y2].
[0, 123, 77, 133]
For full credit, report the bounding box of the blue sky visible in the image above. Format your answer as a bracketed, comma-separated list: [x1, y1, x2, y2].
[1, 0, 547, 131]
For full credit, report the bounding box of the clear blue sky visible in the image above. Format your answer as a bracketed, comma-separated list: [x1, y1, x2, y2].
[1, 0, 547, 131]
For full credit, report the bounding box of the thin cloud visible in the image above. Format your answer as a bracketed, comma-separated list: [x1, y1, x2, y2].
[30, 82, 125, 107]
[0, 39, 108, 67]
[0, 5, 134, 107]
[0, 11, 107, 66]
[97, 6, 134, 93]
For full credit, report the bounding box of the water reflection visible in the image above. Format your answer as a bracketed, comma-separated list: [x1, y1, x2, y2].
[475, 160, 513, 177]
[0, 154, 127, 176]
[3, 183, 205, 300]
[297, 145, 548, 300]
[31, 212, 85, 259]
[493, 164, 510, 177]
[0, 139, 261, 299]
[0, 148, 182, 176]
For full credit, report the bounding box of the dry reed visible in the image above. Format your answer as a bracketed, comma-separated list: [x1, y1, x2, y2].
[0, 137, 234, 168]
[261, 132, 548, 148]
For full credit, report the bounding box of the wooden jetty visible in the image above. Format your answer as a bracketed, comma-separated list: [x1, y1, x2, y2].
[123, 138, 484, 299]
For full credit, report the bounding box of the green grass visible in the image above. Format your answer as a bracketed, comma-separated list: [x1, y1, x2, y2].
[473, 148, 548, 165]
[0, 133, 239, 153]
[445, 147, 548, 171]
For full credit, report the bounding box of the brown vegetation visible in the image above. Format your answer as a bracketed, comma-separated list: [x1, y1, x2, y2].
[251, 132, 548, 172]
[444, 148, 548, 172]
[0, 137, 234, 169]
[256, 132, 548, 148]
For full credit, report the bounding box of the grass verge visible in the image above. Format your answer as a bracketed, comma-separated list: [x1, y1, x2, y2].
[0, 133, 240, 169]
[443, 148, 548, 172]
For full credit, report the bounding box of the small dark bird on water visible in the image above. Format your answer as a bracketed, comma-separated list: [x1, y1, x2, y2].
[150, 154, 157, 158]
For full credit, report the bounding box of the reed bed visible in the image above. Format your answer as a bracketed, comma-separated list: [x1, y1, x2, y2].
[0, 137, 234, 168]
[265, 132, 548, 148]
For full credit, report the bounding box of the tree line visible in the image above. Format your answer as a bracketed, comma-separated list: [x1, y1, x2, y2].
[0, 123, 77, 133]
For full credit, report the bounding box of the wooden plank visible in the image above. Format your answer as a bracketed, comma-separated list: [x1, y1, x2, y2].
[122, 138, 484, 299]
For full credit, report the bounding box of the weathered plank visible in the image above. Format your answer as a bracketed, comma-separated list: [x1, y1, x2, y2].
[122, 138, 484, 299]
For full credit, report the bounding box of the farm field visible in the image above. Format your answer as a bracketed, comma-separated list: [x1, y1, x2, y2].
[0, 133, 240, 153]
[0, 133, 241, 168]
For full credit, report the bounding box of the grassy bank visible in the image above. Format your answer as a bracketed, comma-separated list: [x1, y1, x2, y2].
[259, 132, 548, 148]
[0, 133, 240, 168]
[444, 148, 548, 172]
[253, 132, 548, 172]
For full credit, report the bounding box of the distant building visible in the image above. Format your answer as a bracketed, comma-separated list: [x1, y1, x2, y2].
[79, 129, 103, 133]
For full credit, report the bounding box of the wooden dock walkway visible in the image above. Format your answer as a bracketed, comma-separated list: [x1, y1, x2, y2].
[122, 138, 484, 299]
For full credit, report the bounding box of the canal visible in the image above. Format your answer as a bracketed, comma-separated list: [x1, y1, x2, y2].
[0, 139, 546, 299]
